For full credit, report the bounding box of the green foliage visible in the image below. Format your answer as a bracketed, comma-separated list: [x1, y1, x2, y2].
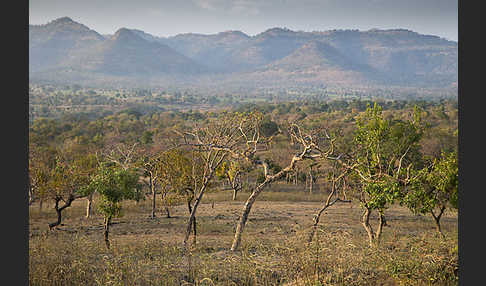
[363, 180, 401, 211]
[403, 151, 458, 215]
[353, 103, 424, 211]
[215, 161, 229, 180]
[259, 118, 279, 137]
[216, 160, 241, 181]
[140, 130, 154, 145]
[85, 164, 142, 219]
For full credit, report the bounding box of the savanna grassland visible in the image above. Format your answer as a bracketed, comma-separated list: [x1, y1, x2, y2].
[29, 187, 458, 285]
[29, 90, 458, 285]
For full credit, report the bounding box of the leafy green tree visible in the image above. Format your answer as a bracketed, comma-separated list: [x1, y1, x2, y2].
[349, 103, 424, 246]
[83, 163, 142, 249]
[403, 151, 458, 237]
[43, 153, 93, 230]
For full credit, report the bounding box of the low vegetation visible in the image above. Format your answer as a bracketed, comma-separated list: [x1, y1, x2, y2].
[29, 91, 458, 285]
[29, 193, 458, 285]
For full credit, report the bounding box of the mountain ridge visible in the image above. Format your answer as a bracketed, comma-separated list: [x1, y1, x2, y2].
[29, 17, 458, 91]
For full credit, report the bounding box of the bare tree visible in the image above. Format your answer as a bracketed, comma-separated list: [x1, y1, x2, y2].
[230, 124, 337, 251]
[307, 162, 353, 243]
[104, 142, 140, 171]
[138, 154, 163, 219]
[174, 113, 254, 250]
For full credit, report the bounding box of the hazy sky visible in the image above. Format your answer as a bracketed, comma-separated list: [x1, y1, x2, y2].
[29, 0, 458, 41]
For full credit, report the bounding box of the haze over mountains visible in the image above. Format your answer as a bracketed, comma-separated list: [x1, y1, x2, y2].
[29, 17, 458, 91]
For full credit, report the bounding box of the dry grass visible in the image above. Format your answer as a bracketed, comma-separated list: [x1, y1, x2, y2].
[29, 187, 458, 285]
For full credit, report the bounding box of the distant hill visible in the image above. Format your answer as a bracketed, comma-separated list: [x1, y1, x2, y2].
[29, 17, 458, 91]
[164, 30, 252, 72]
[30, 18, 205, 79]
[254, 40, 378, 86]
[67, 28, 206, 76]
[29, 17, 105, 73]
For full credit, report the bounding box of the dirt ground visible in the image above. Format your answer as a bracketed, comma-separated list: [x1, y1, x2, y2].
[29, 190, 458, 250]
[29, 188, 459, 285]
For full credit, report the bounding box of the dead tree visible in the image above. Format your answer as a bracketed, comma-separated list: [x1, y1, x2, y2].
[174, 113, 252, 251]
[139, 154, 163, 219]
[105, 142, 140, 171]
[230, 124, 338, 252]
[307, 163, 354, 243]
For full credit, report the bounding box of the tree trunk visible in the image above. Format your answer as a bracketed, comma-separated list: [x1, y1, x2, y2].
[362, 207, 375, 247]
[183, 183, 208, 249]
[192, 216, 197, 246]
[165, 205, 171, 218]
[375, 211, 386, 244]
[231, 154, 304, 252]
[187, 200, 192, 214]
[187, 200, 197, 241]
[184, 198, 200, 249]
[431, 206, 446, 238]
[308, 204, 327, 243]
[48, 195, 75, 230]
[104, 216, 112, 249]
[309, 169, 313, 195]
[231, 191, 259, 251]
[231, 180, 269, 251]
[85, 194, 93, 219]
[230, 176, 240, 201]
[49, 201, 62, 230]
[161, 190, 171, 218]
[184, 200, 197, 247]
[151, 179, 156, 219]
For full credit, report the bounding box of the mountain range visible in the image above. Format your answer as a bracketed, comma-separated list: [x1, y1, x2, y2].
[29, 17, 458, 90]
